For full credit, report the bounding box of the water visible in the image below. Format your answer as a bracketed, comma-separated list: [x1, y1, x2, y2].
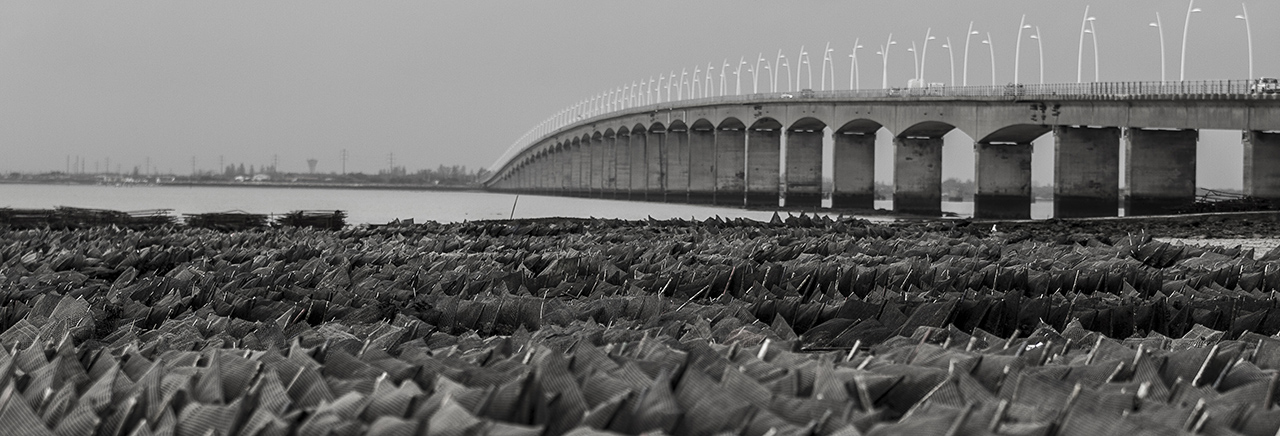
[1, 184, 1072, 224]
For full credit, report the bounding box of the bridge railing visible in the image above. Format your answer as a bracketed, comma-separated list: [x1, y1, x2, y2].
[488, 79, 1270, 180]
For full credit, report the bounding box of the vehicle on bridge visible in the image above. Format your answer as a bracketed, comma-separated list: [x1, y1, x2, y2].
[1253, 77, 1279, 94]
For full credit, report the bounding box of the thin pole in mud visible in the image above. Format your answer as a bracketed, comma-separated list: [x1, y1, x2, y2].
[509, 195, 520, 220]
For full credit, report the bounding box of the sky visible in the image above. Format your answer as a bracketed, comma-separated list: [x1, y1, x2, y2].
[0, 1, 1274, 188]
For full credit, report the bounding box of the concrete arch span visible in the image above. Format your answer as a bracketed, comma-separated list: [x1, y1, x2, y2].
[832, 119, 884, 209]
[893, 120, 961, 215]
[784, 117, 828, 207]
[745, 118, 783, 207]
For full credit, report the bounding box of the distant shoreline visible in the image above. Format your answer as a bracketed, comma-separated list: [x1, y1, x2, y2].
[0, 179, 486, 193]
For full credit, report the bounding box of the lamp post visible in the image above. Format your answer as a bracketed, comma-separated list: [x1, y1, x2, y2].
[941, 38, 955, 86]
[1236, 4, 1253, 81]
[775, 50, 787, 92]
[1015, 15, 1030, 84]
[907, 43, 919, 85]
[1150, 15, 1165, 82]
[1077, 7, 1095, 83]
[1087, 19, 1098, 81]
[679, 69, 687, 100]
[919, 28, 935, 84]
[1180, 0, 1201, 81]
[753, 53, 764, 93]
[691, 66, 700, 99]
[796, 46, 810, 91]
[706, 62, 715, 97]
[764, 62, 774, 92]
[821, 43, 834, 91]
[655, 76, 663, 104]
[668, 71, 675, 102]
[720, 59, 729, 96]
[848, 40, 863, 90]
[963, 23, 979, 86]
[880, 33, 895, 89]
[1030, 27, 1043, 84]
[735, 57, 746, 95]
[982, 33, 996, 86]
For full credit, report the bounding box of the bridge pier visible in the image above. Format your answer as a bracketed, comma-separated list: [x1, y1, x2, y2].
[687, 124, 716, 204]
[666, 127, 689, 203]
[1126, 128, 1197, 215]
[893, 136, 943, 216]
[1245, 130, 1280, 202]
[629, 131, 648, 201]
[590, 136, 604, 197]
[602, 135, 617, 198]
[614, 132, 631, 199]
[784, 127, 824, 208]
[716, 126, 747, 206]
[646, 130, 666, 202]
[832, 131, 876, 209]
[974, 142, 1032, 219]
[569, 142, 584, 197]
[747, 127, 782, 208]
[1054, 126, 1120, 218]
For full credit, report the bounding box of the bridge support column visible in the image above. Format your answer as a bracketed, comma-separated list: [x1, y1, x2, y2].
[1126, 128, 1197, 215]
[974, 142, 1032, 219]
[591, 136, 604, 197]
[647, 130, 666, 202]
[785, 128, 824, 208]
[667, 127, 689, 202]
[686, 126, 714, 204]
[1245, 131, 1280, 202]
[833, 131, 876, 209]
[569, 144, 583, 197]
[614, 134, 630, 199]
[557, 149, 570, 194]
[747, 128, 782, 207]
[629, 132, 648, 201]
[1054, 126, 1120, 218]
[893, 136, 943, 216]
[716, 128, 747, 206]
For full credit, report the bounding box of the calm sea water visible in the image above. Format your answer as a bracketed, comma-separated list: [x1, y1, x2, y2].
[0, 183, 1061, 224]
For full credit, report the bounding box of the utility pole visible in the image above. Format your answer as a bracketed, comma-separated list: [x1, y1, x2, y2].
[272, 154, 279, 173]
[341, 149, 348, 175]
[388, 152, 395, 174]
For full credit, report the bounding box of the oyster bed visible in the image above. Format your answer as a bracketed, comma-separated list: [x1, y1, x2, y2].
[2, 214, 1280, 435]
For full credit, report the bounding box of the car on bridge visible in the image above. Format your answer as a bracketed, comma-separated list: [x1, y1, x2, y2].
[1253, 77, 1279, 94]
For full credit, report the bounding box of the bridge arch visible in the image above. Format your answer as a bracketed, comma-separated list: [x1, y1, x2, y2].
[682, 119, 714, 203]
[785, 117, 828, 207]
[830, 119, 883, 209]
[745, 118, 783, 207]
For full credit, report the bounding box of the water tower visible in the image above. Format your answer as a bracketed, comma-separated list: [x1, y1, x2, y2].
[306, 158, 318, 174]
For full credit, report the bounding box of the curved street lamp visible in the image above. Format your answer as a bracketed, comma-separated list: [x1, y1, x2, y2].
[753, 53, 764, 93]
[796, 46, 810, 91]
[1030, 27, 1043, 84]
[706, 63, 716, 98]
[775, 50, 786, 92]
[963, 24, 979, 86]
[848, 39, 863, 90]
[678, 69, 687, 100]
[1150, 15, 1166, 82]
[821, 43, 835, 91]
[1015, 15, 1030, 84]
[1077, 7, 1095, 83]
[763, 61, 774, 92]
[1236, 4, 1253, 81]
[919, 28, 935, 83]
[941, 37, 955, 86]
[668, 71, 675, 102]
[1180, 0, 1201, 81]
[982, 33, 996, 86]
[907, 43, 919, 85]
[735, 57, 746, 95]
[1086, 19, 1099, 81]
[879, 33, 896, 89]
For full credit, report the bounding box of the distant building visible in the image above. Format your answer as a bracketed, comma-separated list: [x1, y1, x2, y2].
[252, 174, 271, 182]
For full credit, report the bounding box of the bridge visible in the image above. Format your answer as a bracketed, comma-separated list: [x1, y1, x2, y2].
[484, 81, 1280, 219]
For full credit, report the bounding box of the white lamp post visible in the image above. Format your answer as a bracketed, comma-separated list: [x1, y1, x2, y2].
[764, 62, 774, 92]
[848, 39, 863, 90]
[1077, 10, 1097, 83]
[735, 57, 746, 95]
[1236, 4, 1253, 81]
[1087, 19, 1098, 81]
[775, 50, 786, 92]
[1030, 27, 1043, 84]
[1150, 15, 1166, 82]
[982, 33, 996, 86]
[668, 71, 675, 102]
[655, 76, 663, 104]
[963, 23, 979, 86]
[907, 43, 919, 84]
[706, 63, 715, 97]
[1180, 0, 1201, 81]
[941, 38, 955, 86]
[679, 69, 687, 100]
[796, 46, 809, 91]
[1015, 15, 1030, 84]
[753, 53, 764, 93]
[919, 28, 935, 83]
[879, 33, 896, 89]
[691, 67, 700, 99]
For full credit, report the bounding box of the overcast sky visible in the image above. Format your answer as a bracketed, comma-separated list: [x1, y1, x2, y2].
[0, 1, 1274, 187]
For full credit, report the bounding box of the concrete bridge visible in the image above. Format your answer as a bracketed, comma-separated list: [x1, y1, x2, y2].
[484, 81, 1280, 218]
